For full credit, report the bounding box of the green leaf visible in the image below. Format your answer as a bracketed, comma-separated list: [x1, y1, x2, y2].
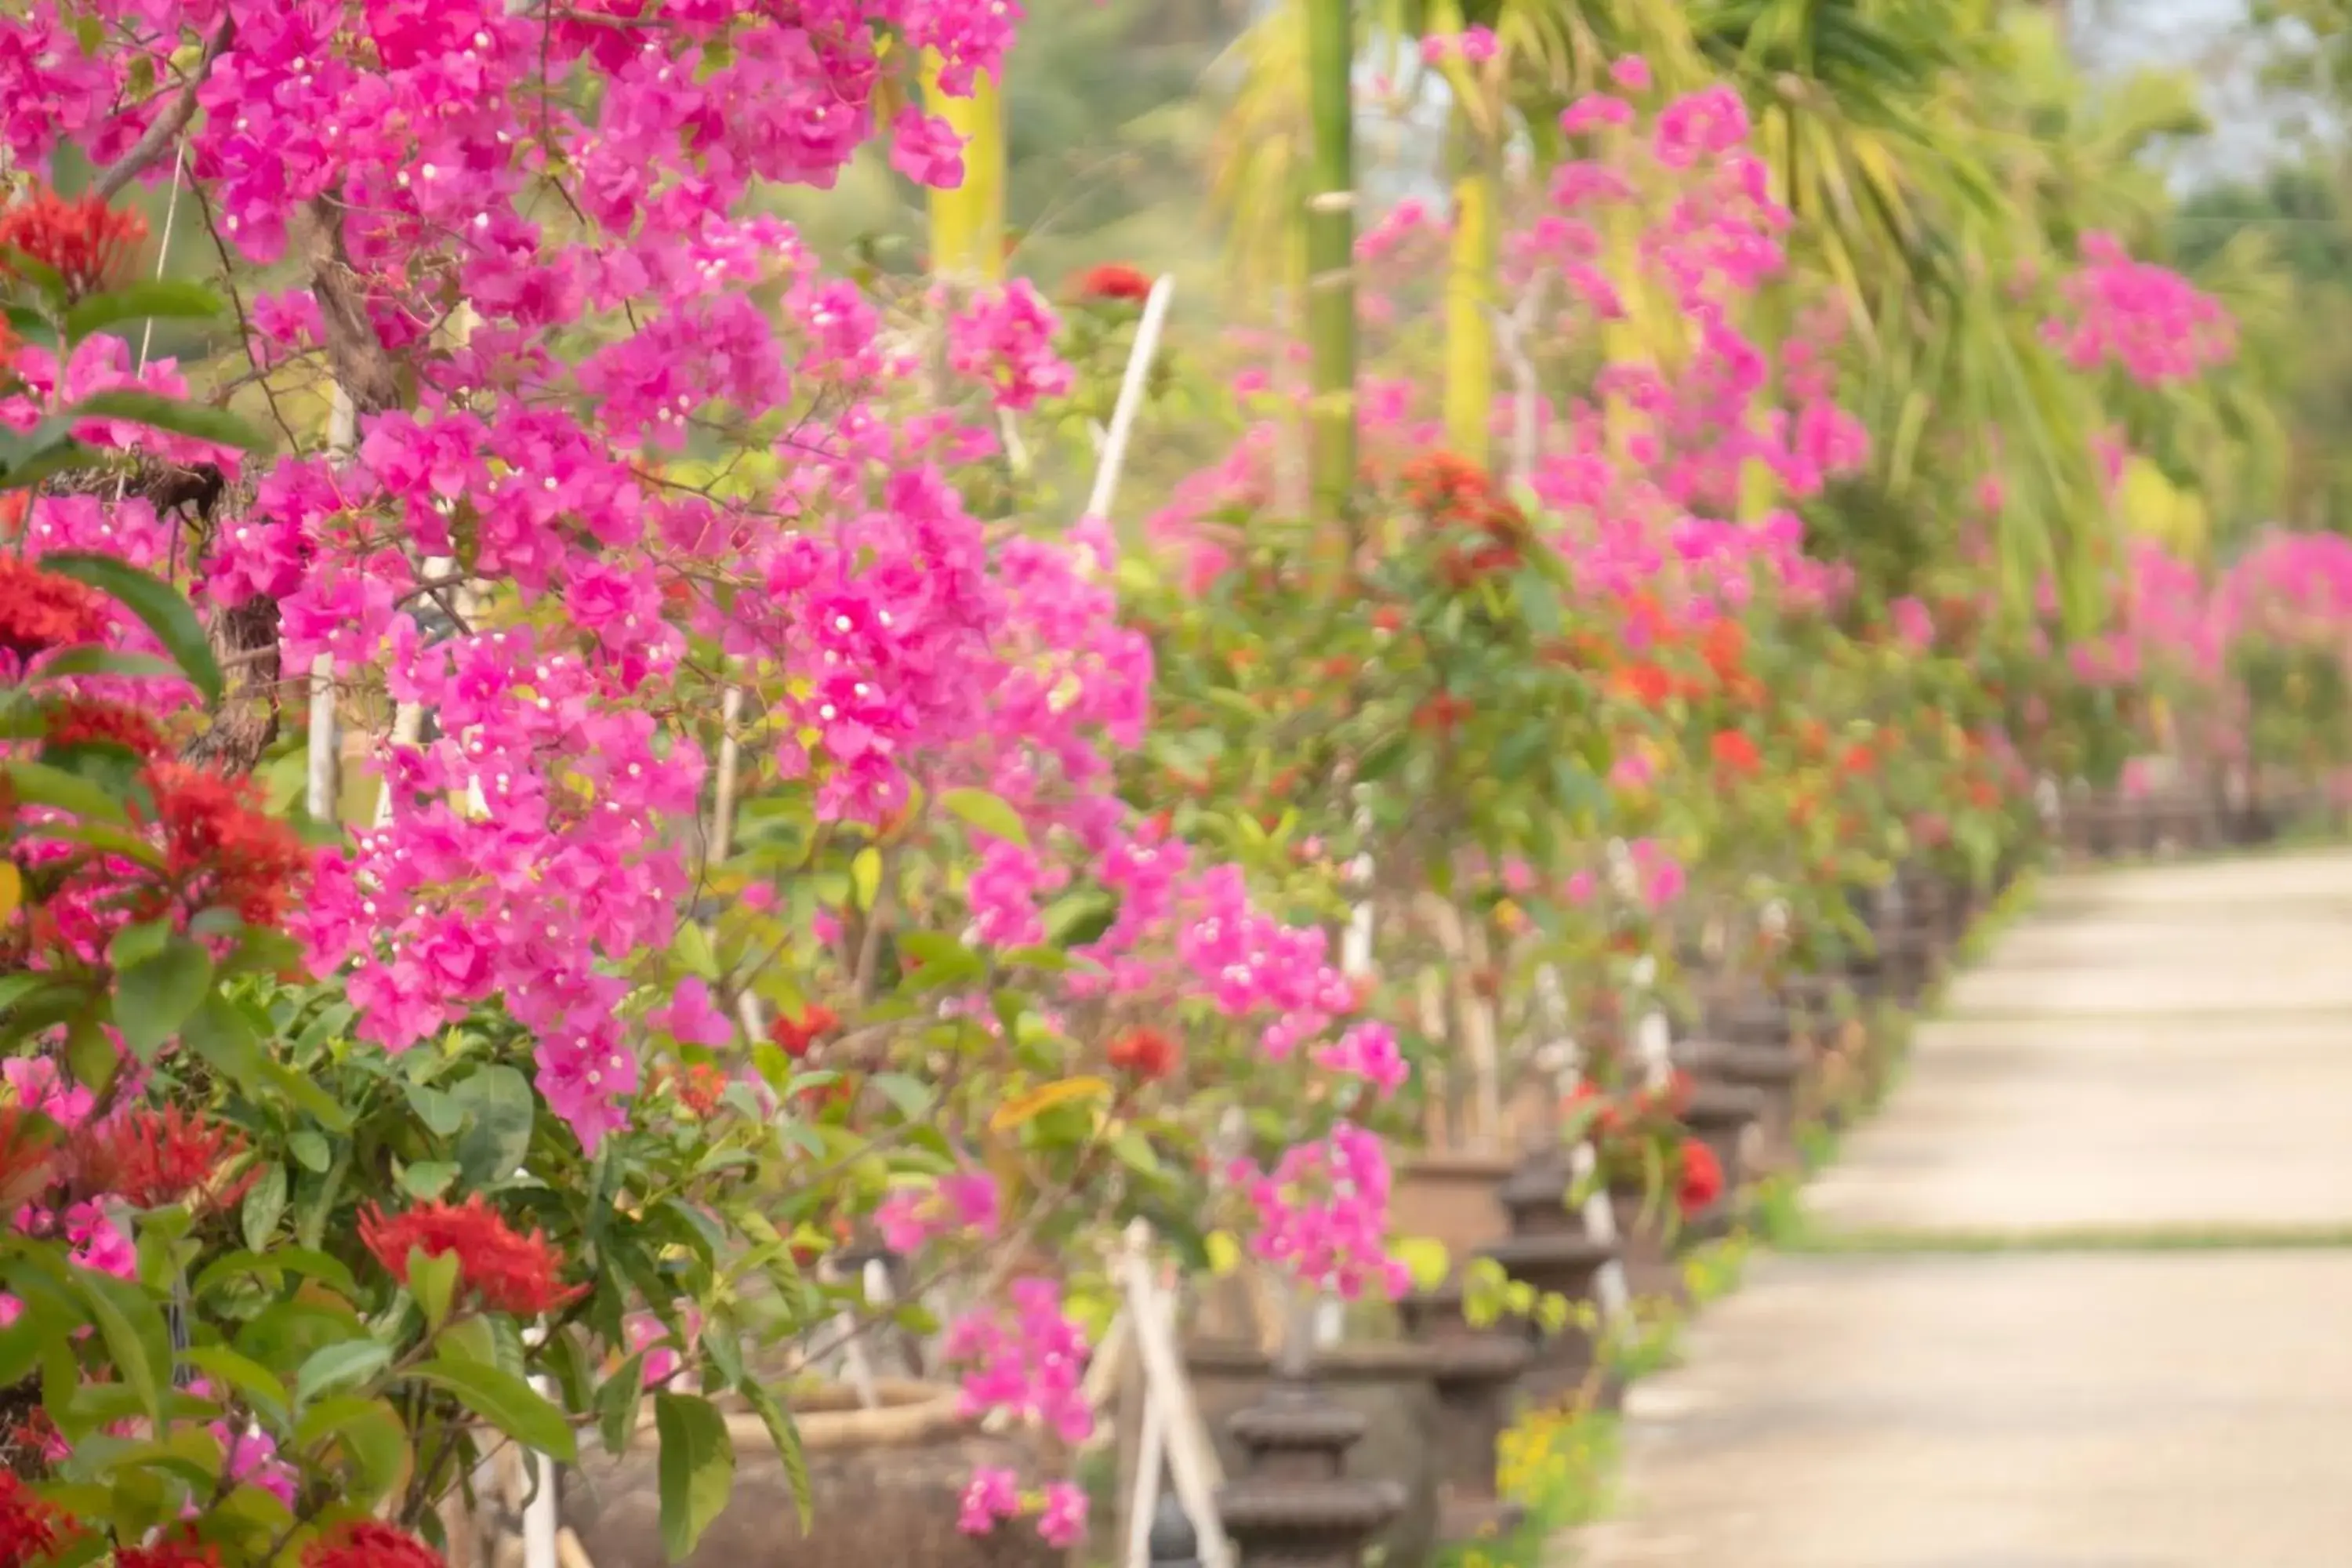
[288, 1131, 332, 1173]
[735, 1379, 813, 1528]
[62, 279, 227, 345]
[672, 921, 720, 982]
[868, 1072, 934, 1120]
[596, 1353, 648, 1456]
[34, 553, 223, 705]
[655, 1392, 735, 1560]
[938, 787, 1029, 847]
[25, 646, 183, 684]
[850, 847, 882, 912]
[404, 1083, 464, 1137]
[55, 388, 272, 455]
[451, 1065, 535, 1188]
[112, 935, 214, 1058]
[74, 1265, 172, 1424]
[177, 992, 266, 1091]
[293, 1396, 408, 1505]
[5, 759, 129, 824]
[241, 1164, 289, 1250]
[400, 1160, 458, 1201]
[414, 1356, 578, 1464]
[180, 1346, 290, 1423]
[295, 1338, 392, 1404]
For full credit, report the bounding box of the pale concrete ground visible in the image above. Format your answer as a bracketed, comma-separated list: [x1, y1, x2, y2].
[1571, 850, 2352, 1566]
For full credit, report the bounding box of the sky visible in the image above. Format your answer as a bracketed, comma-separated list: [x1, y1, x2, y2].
[2078, 0, 2314, 184]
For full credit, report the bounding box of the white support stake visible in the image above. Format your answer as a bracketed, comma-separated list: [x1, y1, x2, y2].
[1116, 1242, 1232, 1568]
[1081, 275, 1178, 524]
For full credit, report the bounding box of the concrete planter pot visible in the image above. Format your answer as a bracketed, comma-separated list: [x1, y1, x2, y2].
[1185, 1344, 1432, 1568]
[1675, 1040, 1797, 1176]
[1396, 1283, 1533, 1545]
[564, 1381, 1058, 1568]
[1390, 1152, 1519, 1265]
[1484, 1149, 1618, 1404]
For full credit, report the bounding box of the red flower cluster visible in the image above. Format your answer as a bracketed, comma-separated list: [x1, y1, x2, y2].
[656, 1060, 730, 1117]
[1073, 263, 1152, 303]
[1676, 1138, 1725, 1217]
[0, 1469, 71, 1568]
[1402, 451, 1526, 586]
[0, 558, 111, 662]
[360, 1195, 583, 1317]
[1107, 1025, 1178, 1080]
[0, 1108, 64, 1214]
[42, 695, 167, 759]
[770, 1002, 839, 1058]
[140, 764, 310, 930]
[81, 1106, 256, 1212]
[117, 1529, 221, 1568]
[303, 1522, 445, 1568]
[0, 189, 147, 302]
[1710, 729, 1761, 777]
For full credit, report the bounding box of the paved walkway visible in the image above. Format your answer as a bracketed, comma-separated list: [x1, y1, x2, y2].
[1576, 850, 2352, 1567]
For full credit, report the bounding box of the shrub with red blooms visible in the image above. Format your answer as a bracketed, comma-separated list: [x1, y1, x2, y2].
[1107, 1026, 1178, 1080]
[0, 557, 112, 662]
[1676, 1139, 1726, 1217]
[138, 764, 311, 930]
[78, 1106, 256, 1212]
[360, 1196, 583, 1317]
[301, 1521, 445, 1568]
[0, 1469, 71, 1568]
[1072, 263, 1152, 303]
[39, 695, 168, 759]
[0, 189, 146, 302]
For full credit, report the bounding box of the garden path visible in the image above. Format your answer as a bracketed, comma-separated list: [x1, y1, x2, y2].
[1570, 848, 2352, 1568]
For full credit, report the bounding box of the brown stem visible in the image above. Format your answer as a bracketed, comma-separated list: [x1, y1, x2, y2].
[93, 17, 236, 201]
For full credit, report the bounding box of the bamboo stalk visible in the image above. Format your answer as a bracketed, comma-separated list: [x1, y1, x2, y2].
[1302, 0, 1358, 557]
[1443, 114, 1497, 468]
[923, 56, 1005, 283]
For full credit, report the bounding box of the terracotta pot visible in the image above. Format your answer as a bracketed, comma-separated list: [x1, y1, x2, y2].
[564, 1380, 1058, 1568]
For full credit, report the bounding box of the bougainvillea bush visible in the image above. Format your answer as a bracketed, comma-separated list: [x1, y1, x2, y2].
[0, 3, 1428, 1561]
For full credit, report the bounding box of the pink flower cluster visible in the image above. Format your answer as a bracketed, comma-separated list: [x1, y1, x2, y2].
[1229, 1122, 1411, 1301]
[2046, 232, 2234, 387]
[943, 1276, 1094, 1444]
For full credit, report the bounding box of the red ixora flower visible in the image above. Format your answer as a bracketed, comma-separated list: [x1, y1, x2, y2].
[116, 1529, 221, 1568]
[80, 1106, 256, 1212]
[41, 695, 167, 760]
[769, 1003, 839, 1058]
[0, 189, 147, 302]
[1073, 263, 1152, 303]
[1676, 1138, 1725, 1217]
[0, 557, 111, 663]
[658, 1061, 730, 1118]
[137, 763, 311, 931]
[0, 1468, 71, 1568]
[302, 1521, 446, 1568]
[359, 1195, 583, 1318]
[1106, 1026, 1178, 1080]
[1709, 729, 1761, 777]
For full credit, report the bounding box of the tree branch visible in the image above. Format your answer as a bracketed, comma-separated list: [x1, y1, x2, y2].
[93, 17, 236, 202]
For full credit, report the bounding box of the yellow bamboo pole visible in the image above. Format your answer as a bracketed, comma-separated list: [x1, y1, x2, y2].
[922, 56, 1004, 282]
[1443, 147, 1497, 466]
